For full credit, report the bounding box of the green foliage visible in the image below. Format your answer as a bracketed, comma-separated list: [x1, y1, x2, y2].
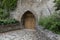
[0, 0, 18, 25]
[0, 8, 9, 19]
[0, 19, 19, 25]
[54, 0, 60, 10]
[0, 0, 17, 11]
[0, 0, 17, 19]
[39, 13, 60, 34]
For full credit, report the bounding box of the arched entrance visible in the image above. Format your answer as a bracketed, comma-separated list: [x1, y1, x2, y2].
[21, 11, 36, 29]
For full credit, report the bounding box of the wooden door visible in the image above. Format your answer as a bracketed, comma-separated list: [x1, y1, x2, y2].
[24, 14, 35, 29]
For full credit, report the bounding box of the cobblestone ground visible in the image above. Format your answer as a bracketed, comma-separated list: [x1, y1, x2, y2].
[0, 29, 50, 40]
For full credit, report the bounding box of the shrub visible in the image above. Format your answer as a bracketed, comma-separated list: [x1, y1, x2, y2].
[0, 19, 19, 25]
[39, 13, 60, 34]
[0, 0, 17, 19]
[54, 0, 60, 10]
[0, 0, 18, 25]
[0, 8, 9, 19]
[0, 0, 17, 11]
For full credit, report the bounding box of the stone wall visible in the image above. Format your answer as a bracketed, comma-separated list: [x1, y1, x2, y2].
[10, 0, 55, 22]
[9, 0, 55, 31]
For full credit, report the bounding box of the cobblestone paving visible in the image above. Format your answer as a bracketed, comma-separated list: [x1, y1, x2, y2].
[0, 29, 50, 40]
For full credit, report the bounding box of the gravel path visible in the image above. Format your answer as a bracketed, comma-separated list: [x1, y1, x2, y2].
[0, 29, 51, 40]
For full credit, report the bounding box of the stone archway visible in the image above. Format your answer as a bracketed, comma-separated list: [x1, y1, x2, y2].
[21, 11, 36, 29]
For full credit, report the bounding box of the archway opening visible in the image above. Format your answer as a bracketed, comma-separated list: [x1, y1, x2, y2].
[21, 11, 36, 29]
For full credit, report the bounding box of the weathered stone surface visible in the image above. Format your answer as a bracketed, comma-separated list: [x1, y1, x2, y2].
[10, 0, 55, 22]
[36, 25, 60, 40]
[0, 29, 51, 40]
[0, 26, 60, 40]
[10, 0, 55, 30]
